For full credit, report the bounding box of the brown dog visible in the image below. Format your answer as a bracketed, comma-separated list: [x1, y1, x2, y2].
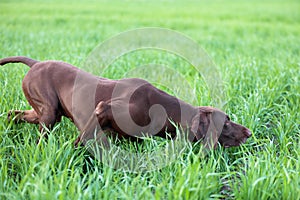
[0, 56, 251, 148]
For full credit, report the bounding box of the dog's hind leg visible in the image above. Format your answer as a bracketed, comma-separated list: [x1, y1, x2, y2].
[8, 109, 39, 124]
[36, 106, 62, 143]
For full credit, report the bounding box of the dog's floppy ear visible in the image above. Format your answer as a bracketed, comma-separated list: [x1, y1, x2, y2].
[191, 113, 200, 140]
[211, 111, 226, 134]
[190, 112, 210, 141]
[203, 110, 226, 149]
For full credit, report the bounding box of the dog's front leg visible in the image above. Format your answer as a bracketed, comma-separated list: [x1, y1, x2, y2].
[74, 101, 111, 148]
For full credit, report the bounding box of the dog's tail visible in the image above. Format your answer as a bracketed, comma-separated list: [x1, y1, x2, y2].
[0, 56, 39, 68]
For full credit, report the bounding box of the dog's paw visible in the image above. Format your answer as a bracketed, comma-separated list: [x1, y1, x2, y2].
[7, 111, 13, 122]
[7, 110, 16, 122]
[7, 110, 24, 123]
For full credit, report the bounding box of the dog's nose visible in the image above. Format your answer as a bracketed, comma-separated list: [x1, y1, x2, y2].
[244, 129, 252, 138]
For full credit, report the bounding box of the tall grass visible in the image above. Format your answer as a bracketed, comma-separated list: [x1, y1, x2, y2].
[0, 0, 299, 199]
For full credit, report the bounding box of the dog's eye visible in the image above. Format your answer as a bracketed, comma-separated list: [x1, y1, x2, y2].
[226, 115, 230, 121]
[224, 122, 230, 129]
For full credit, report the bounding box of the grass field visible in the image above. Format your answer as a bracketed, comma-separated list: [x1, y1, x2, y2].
[0, 0, 299, 199]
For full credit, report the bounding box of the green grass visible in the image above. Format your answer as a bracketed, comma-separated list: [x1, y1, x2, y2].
[0, 0, 299, 199]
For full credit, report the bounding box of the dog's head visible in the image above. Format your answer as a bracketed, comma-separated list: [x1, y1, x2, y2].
[190, 106, 252, 148]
